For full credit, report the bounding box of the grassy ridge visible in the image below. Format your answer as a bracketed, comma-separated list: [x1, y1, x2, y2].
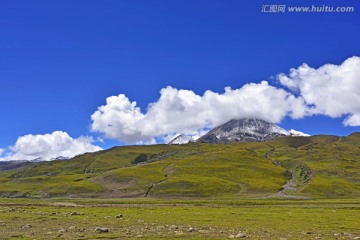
[0, 133, 360, 198]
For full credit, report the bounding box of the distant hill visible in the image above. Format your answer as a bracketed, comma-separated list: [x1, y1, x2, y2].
[0, 161, 32, 171]
[0, 132, 360, 199]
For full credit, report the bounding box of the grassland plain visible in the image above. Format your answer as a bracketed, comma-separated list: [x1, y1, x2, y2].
[0, 198, 360, 239]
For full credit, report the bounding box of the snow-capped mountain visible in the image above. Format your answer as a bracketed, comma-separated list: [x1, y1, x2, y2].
[168, 134, 194, 144]
[196, 118, 309, 143]
[168, 118, 310, 144]
[196, 118, 286, 143]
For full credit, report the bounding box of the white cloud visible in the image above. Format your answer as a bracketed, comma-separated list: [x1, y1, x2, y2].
[91, 56, 360, 144]
[343, 114, 360, 127]
[91, 81, 307, 143]
[0, 148, 4, 156]
[278, 56, 360, 124]
[0, 131, 102, 161]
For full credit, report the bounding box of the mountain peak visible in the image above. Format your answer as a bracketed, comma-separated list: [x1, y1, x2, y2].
[168, 118, 309, 144]
[168, 134, 194, 144]
[197, 118, 289, 143]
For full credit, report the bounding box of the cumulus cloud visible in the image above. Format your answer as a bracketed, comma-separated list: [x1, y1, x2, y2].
[0, 131, 102, 161]
[0, 148, 4, 157]
[278, 56, 360, 126]
[91, 81, 307, 143]
[343, 114, 360, 127]
[91, 56, 360, 144]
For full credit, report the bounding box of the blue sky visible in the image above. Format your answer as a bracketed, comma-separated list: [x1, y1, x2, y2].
[1, 0, 360, 160]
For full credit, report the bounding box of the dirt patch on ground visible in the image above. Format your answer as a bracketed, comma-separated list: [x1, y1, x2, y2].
[92, 176, 148, 198]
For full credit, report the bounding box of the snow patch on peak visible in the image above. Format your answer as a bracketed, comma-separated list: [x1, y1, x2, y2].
[168, 134, 194, 144]
[288, 129, 310, 137]
[270, 125, 289, 136]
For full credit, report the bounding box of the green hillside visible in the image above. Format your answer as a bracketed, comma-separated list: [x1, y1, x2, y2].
[1, 133, 360, 199]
